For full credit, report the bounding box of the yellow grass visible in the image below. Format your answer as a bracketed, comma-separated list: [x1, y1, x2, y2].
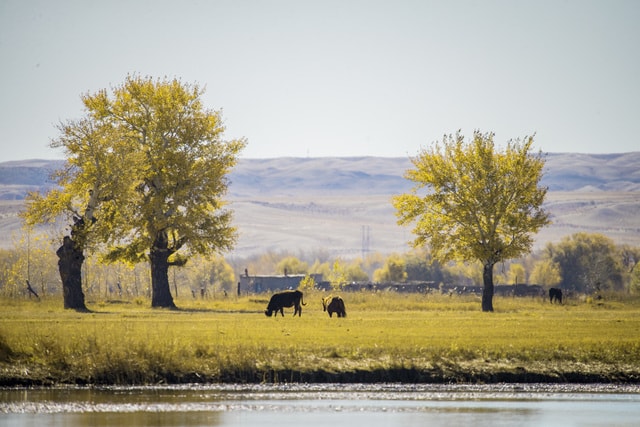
[1, 291, 639, 385]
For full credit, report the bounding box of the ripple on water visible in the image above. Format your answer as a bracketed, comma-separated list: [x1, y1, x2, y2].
[2, 383, 640, 414]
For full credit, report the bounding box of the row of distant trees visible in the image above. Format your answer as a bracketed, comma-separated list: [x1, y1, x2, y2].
[2, 230, 638, 299]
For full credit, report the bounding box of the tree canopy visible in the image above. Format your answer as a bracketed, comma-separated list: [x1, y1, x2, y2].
[392, 130, 550, 311]
[548, 232, 624, 294]
[23, 75, 246, 308]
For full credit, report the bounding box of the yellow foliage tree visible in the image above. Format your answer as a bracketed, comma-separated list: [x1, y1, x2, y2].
[22, 75, 245, 309]
[507, 263, 526, 285]
[529, 259, 561, 287]
[393, 131, 550, 311]
[276, 256, 309, 275]
[373, 253, 407, 283]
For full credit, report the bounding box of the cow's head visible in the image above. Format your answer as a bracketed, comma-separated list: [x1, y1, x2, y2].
[265, 309, 273, 317]
[322, 295, 331, 312]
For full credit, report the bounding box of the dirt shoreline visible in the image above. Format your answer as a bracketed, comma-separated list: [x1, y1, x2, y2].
[2, 365, 639, 387]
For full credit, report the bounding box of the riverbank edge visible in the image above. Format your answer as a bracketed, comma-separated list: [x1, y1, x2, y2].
[2, 364, 639, 387]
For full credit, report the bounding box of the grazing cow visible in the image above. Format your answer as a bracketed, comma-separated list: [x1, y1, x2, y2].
[265, 290, 306, 317]
[322, 295, 346, 318]
[549, 287, 563, 304]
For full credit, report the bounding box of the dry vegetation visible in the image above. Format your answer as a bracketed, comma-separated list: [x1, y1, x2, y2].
[1, 291, 639, 385]
[1, 155, 639, 385]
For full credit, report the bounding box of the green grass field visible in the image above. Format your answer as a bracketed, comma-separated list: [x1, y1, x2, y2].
[1, 291, 639, 385]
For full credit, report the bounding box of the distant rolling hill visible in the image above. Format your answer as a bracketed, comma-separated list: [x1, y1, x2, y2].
[541, 153, 640, 192]
[228, 153, 640, 197]
[1, 153, 639, 257]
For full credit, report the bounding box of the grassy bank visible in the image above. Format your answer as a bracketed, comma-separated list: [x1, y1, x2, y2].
[1, 292, 639, 385]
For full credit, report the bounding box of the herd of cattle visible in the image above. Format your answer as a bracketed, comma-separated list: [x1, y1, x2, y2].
[264, 290, 347, 318]
[264, 287, 563, 317]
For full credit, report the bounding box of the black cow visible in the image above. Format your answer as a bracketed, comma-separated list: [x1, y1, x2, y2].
[265, 290, 306, 317]
[322, 295, 346, 318]
[549, 287, 563, 304]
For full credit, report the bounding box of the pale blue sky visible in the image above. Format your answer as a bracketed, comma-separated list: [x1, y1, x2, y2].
[1, 0, 638, 161]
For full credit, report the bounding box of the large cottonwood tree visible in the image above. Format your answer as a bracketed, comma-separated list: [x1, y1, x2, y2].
[23, 118, 129, 310]
[392, 131, 550, 311]
[24, 75, 245, 309]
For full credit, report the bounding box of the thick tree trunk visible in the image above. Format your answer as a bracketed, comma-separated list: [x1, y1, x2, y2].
[56, 235, 88, 311]
[481, 261, 495, 312]
[149, 232, 177, 309]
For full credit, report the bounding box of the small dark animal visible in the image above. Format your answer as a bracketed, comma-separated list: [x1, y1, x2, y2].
[322, 295, 346, 318]
[549, 287, 563, 304]
[265, 290, 306, 317]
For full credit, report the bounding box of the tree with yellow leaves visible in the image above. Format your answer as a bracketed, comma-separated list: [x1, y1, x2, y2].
[393, 131, 550, 311]
[23, 75, 246, 310]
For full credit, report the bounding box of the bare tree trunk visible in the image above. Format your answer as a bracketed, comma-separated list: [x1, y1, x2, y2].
[56, 235, 88, 311]
[149, 232, 176, 309]
[482, 261, 495, 312]
[54, 192, 100, 312]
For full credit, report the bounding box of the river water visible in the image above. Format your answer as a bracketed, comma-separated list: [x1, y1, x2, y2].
[2, 383, 639, 427]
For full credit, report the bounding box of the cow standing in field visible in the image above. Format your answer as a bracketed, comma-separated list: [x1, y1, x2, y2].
[549, 287, 563, 304]
[322, 295, 347, 318]
[265, 290, 306, 317]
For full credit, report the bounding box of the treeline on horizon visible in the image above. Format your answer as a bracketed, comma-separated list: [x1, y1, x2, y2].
[1, 229, 639, 302]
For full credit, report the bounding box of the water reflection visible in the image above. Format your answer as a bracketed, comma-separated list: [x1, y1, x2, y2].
[2, 384, 639, 427]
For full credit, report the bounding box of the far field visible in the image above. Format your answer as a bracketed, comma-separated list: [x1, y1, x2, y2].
[228, 191, 640, 259]
[3, 190, 639, 259]
[2, 154, 640, 258]
[1, 292, 639, 385]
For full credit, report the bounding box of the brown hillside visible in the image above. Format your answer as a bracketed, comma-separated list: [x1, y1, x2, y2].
[1, 154, 639, 257]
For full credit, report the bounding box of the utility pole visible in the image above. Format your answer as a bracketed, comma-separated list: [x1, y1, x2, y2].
[361, 225, 370, 259]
